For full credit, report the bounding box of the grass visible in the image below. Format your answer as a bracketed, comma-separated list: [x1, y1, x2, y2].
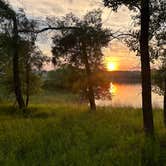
[0, 93, 165, 165]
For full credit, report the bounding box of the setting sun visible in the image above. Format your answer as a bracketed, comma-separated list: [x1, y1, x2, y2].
[107, 62, 117, 71]
[103, 56, 118, 71]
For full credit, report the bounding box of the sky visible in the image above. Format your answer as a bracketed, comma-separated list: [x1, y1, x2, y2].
[9, 0, 141, 71]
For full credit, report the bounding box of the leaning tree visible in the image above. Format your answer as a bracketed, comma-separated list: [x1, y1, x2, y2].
[0, 1, 39, 109]
[51, 10, 111, 111]
[0, 0, 25, 109]
[0, 0, 78, 110]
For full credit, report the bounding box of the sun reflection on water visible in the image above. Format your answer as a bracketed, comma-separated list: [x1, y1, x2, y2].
[97, 83, 163, 108]
[109, 82, 117, 95]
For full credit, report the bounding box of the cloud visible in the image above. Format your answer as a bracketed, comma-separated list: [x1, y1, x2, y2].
[9, 0, 131, 25]
[8, 0, 139, 70]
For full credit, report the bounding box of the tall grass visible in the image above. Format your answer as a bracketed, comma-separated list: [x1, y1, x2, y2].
[0, 93, 165, 165]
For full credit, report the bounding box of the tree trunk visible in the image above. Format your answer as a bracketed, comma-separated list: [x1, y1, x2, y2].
[25, 63, 30, 108]
[13, 17, 25, 110]
[140, 0, 154, 135]
[164, 78, 166, 126]
[87, 86, 96, 111]
[82, 47, 96, 111]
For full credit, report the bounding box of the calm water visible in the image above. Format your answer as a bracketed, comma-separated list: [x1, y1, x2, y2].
[96, 83, 163, 108]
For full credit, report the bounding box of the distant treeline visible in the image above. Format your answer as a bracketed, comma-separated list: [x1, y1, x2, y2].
[43, 69, 142, 87]
[100, 71, 141, 84]
[43, 69, 165, 86]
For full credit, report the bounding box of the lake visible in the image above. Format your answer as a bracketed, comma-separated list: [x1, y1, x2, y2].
[96, 82, 163, 108]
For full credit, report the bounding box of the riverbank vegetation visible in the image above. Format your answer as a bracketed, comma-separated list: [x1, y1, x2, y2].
[0, 101, 166, 165]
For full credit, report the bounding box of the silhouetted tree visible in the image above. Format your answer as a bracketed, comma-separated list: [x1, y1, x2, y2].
[140, 0, 154, 135]
[0, 0, 25, 109]
[153, 56, 166, 126]
[0, 35, 46, 107]
[125, 0, 165, 127]
[103, 0, 154, 135]
[0, 0, 90, 110]
[19, 40, 47, 107]
[0, 2, 46, 108]
[51, 10, 111, 111]
[44, 65, 111, 102]
[124, 0, 165, 62]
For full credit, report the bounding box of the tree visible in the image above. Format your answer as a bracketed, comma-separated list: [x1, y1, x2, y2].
[164, 62, 166, 126]
[0, 36, 46, 107]
[153, 55, 166, 126]
[140, 0, 154, 135]
[124, 0, 165, 62]
[150, 1, 166, 124]
[0, 1, 42, 110]
[0, 3, 47, 108]
[103, 0, 155, 135]
[19, 40, 46, 107]
[44, 65, 111, 103]
[0, 0, 89, 110]
[0, 0, 25, 108]
[125, 0, 165, 128]
[0, 1, 26, 109]
[51, 10, 111, 111]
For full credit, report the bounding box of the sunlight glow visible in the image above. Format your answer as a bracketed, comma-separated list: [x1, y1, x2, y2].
[107, 62, 117, 71]
[103, 56, 118, 71]
[109, 82, 117, 94]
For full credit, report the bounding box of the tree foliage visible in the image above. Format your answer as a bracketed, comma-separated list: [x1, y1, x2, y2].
[51, 10, 111, 110]
[0, 5, 47, 107]
[103, 0, 155, 134]
[125, 0, 166, 61]
[52, 10, 111, 69]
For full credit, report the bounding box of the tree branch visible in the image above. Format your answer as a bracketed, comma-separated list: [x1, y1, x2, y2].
[18, 26, 80, 34]
[109, 33, 135, 41]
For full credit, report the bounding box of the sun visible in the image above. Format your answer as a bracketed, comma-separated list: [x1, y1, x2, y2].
[107, 62, 117, 71]
[103, 56, 118, 71]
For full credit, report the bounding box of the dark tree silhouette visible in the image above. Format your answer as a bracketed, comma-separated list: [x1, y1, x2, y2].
[0, 3, 46, 109]
[12, 16, 26, 109]
[140, 0, 154, 135]
[0, 0, 25, 109]
[0, 1, 90, 110]
[19, 40, 46, 107]
[153, 56, 166, 126]
[165, 73, 166, 126]
[103, 0, 154, 135]
[125, 0, 165, 128]
[51, 10, 111, 111]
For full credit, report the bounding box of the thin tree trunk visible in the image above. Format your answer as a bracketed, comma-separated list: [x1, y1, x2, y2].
[140, 0, 154, 135]
[13, 17, 25, 110]
[85, 57, 96, 111]
[82, 46, 96, 111]
[25, 63, 30, 107]
[164, 78, 166, 126]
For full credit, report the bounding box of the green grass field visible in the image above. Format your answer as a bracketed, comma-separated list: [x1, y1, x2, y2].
[0, 93, 165, 165]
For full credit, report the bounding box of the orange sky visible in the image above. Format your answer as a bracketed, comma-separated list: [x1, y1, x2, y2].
[9, 0, 141, 71]
[102, 42, 140, 71]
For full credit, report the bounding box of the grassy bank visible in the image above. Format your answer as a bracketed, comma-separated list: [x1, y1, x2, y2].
[0, 102, 166, 166]
[0, 92, 165, 165]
